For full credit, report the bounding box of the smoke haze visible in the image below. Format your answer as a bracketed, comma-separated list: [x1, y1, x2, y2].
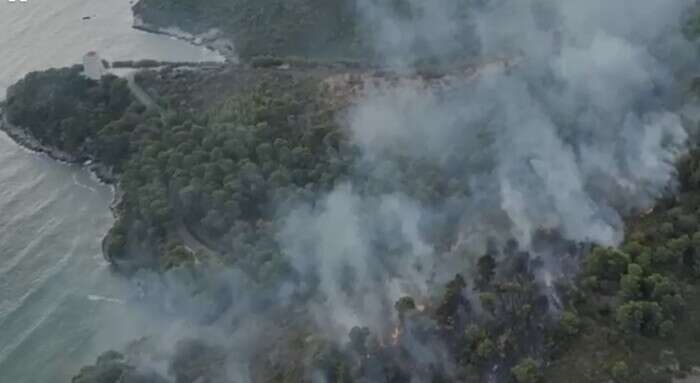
[281, 0, 694, 338]
[86, 0, 700, 381]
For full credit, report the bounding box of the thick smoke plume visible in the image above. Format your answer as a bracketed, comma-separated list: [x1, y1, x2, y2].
[281, 0, 694, 338]
[90, 1, 699, 381]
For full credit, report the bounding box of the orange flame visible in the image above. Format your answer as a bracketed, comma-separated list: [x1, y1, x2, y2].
[391, 326, 401, 345]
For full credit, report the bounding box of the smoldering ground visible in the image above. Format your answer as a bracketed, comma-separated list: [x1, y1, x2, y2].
[279, 0, 696, 379]
[284, 0, 694, 335]
[81, 1, 700, 382]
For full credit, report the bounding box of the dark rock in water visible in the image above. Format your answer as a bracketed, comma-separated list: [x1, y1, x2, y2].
[82, 16, 91, 20]
[120, 370, 170, 383]
[71, 351, 169, 383]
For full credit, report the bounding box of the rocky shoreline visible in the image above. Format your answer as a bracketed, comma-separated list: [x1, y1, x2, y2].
[133, 16, 236, 62]
[0, 108, 79, 164]
[0, 106, 124, 265]
[0, 14, 230, 270]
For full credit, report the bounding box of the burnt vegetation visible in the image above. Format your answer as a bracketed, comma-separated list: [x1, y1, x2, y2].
[7, 53, 700, 383]
[4, 2, 700, 383]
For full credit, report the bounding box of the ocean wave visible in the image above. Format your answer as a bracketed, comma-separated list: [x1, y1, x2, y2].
[87, 294, 125, 305]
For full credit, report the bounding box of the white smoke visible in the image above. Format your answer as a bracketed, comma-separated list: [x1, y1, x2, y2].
[279, 0, 695, 338]
[356, 0, 476, 67]
[279, 185, 434, 339]
[83, 1, 699, 380]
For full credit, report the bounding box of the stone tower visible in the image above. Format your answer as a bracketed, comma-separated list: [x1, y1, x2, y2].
[83, 51, 106, 80]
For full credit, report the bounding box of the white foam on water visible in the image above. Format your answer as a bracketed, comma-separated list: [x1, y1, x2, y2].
[87, 295, 125, 305]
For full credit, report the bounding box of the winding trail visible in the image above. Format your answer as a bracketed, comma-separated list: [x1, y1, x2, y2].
[119, 58, 522, 263]
[124, 70, 219, 260]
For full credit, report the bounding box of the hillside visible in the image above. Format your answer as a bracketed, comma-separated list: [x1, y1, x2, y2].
[2, 58, 698, 383]
[131, 0, 479, 63]
[2, 1, 700, 383]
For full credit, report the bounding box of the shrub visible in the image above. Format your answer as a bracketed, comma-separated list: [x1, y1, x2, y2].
[559, 311, 582, 337]
[475, 339, 496, 361]
[611, 361, 630, 381]
[659, 320, 675, 339]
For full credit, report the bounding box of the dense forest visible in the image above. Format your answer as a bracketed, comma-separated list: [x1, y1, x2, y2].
[3, 1, 700, 383]
[5, 64, 355, 274]
[5, 66, 133, 157]
[133, 0, 361, 59]
[5, 59, 700, 383]
[131, 0, 479, 63]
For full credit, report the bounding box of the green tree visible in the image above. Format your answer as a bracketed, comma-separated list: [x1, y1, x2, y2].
[559, 311, 582, 337]
[395, 296, 417, 318]
[616, 301, 663, 336]
[512, 358, 542, 383]
[476, 254, 496, 290]
[620, 264, 643, 300]
[659, 320, 675, 339]
[586, 248, 630, 281]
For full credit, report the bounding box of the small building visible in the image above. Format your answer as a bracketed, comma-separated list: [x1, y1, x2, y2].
[83, 51, 106, 80]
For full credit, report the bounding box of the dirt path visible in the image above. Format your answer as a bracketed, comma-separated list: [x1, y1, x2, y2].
[126, 72, 163, 114]
[126, 70, 222, 260]
[176, 218, 220, 260]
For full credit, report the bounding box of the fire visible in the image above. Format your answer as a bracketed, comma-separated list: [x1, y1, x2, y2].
[391, 325, 401, 345]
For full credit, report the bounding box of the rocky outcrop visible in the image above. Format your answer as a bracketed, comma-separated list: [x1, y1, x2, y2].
[132, 14, 236, 61]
